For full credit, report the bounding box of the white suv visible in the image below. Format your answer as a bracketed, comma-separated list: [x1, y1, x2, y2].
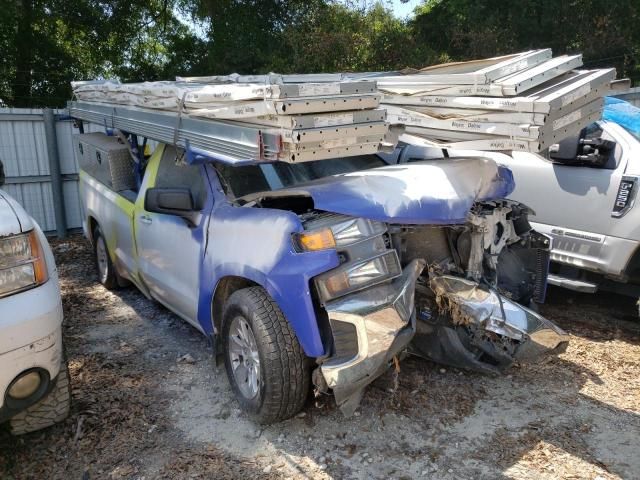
[0, 163, 70, 435]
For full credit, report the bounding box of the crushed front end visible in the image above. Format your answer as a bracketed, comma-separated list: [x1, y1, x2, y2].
[397, 200, 568, 375]
[299, 202, 568, 414]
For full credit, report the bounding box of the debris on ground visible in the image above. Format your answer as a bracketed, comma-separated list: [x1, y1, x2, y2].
[0, 235, 638, 479]
[177, 354, 196, 365]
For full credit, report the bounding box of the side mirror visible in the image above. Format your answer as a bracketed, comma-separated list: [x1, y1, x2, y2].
[0, 159, 5, 187]
[145, 187, 199, 225]
[549, 135, 616, 168]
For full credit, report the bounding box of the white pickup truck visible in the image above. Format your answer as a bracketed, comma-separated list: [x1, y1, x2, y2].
[401, 98, 640, 308]
[0, 162, 70, 434]
[495, 119, 640, 298]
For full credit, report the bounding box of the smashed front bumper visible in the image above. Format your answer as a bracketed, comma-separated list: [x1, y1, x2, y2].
[320, 259, 426, 415]
[419, 275, 569, 372]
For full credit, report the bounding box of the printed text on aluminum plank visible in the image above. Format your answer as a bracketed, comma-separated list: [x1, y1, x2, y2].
[493, 54, 583, 96]
[379, 69, 615, 113]
[242, 109, 386, 129]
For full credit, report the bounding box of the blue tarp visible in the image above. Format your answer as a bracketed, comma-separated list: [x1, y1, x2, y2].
[603, 97, 640, 137]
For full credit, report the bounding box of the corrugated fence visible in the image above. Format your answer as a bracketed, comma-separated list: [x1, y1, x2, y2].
[0, 108, 102, 235]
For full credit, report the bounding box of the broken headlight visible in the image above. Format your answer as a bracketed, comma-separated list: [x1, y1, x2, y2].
[315, 251, 401, 302]
[330, 217, 387, 246]
[297, 214, 400, 302]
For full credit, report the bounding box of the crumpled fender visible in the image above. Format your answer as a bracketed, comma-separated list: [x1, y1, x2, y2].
[197, 197, 339, 357]
[411, 275, 569, 374]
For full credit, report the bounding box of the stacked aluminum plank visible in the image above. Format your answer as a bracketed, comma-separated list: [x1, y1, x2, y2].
[70, 78, 396, 164]
[353, 50, 615, 152]
[69, 51, 615, 158]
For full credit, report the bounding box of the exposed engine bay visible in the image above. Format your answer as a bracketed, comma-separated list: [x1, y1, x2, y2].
[392, 200, 565, 375]
[298, 201, 568, 413]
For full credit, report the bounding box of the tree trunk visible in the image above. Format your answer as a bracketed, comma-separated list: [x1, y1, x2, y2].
[12, 0, 34, 107]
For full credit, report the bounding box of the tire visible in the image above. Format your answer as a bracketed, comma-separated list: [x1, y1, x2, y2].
[222, 286, 309, 424]
[93, 225, 119, 289]
[10, 362, 71, 435]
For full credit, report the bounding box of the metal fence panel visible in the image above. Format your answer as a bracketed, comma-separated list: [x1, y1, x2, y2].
[0, 108, 104, 234]
[63, 181, 83, 231]
[3, 182, 56, 231]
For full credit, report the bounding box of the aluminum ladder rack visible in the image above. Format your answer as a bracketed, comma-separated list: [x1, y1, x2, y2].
[68, 101, 388, 164]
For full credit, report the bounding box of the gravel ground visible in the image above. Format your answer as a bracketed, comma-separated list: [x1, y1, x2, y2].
[1, 235, 639, 479]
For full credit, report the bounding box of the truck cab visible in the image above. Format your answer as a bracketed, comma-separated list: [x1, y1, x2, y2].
[78, 133, 568, 422]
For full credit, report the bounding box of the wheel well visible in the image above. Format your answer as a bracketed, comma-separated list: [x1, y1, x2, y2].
[623, 244, 640, 284]
[87, 216, 99, 245]
[210, 276, 259, 335]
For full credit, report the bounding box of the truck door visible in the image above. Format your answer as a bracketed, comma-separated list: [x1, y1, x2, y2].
[134, 144, 210, 328]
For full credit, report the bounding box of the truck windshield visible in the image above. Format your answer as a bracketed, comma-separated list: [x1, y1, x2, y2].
[215, 154, 386, 198]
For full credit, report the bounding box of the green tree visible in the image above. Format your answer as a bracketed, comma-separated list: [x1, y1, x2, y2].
[193, 0, 427, 74]
[412, 0, 640, 83]
[192, 0, 319, 74]
[275, 1, 431, 73]
[0, 0, 207, 107]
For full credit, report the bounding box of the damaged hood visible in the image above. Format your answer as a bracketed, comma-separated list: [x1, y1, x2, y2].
[251, 158, 514, 224]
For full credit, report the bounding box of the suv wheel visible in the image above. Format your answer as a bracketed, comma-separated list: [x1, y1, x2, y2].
[10, 361, 71, 435]
[222, 286, 309, 424]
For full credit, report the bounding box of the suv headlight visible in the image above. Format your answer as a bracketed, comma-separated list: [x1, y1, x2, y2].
[0, 230, 48, 298]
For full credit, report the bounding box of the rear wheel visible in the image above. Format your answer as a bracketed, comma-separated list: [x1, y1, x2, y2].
[222, 287, 309, 424]
[10, 361, 71, 435]
[93, 226, 118, 289]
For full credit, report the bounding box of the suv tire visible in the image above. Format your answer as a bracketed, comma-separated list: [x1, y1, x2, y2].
[10, 361, 71, 435]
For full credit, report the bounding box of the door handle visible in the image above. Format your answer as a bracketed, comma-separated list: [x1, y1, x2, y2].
[139, 215, 152, 225]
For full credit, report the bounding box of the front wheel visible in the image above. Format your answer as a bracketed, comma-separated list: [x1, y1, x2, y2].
[222, 287, 309, 424]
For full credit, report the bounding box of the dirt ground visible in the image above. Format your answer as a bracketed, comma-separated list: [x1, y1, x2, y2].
[1, 235, 639, 480]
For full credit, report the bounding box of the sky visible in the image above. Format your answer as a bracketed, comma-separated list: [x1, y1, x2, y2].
[354, 0, 423, 18]
[385, 0, 422, 18]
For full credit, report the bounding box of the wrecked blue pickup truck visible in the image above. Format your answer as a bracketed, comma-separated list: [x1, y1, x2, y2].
[76, 133, 568, 422]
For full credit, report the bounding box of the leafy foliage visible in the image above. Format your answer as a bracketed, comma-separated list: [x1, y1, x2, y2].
[0, 0, 207, 107]
[0, 0, 638, 107]
[413, 0, 640, 83]
[272, 1, 431, 73]
[191, 0, 428, 74]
